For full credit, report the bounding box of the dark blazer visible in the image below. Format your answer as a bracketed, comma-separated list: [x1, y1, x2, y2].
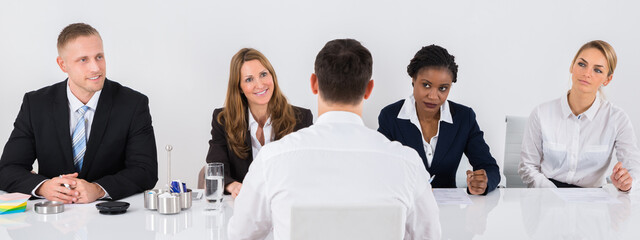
[0, 79, 158, 200]
[378, 99, 500, 194]
[206, 106, 313, 189]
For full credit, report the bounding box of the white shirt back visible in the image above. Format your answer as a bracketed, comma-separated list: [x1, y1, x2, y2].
[228, 111, 441, 240]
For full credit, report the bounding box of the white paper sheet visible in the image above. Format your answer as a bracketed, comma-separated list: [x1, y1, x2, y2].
[551, 188, 621, 204]
[433, 188, 473, 205]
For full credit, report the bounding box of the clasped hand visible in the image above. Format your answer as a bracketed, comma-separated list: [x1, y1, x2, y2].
[35, 173, 105, 203]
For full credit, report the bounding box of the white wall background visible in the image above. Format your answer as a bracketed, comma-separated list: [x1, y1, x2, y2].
[1, 0, 639, 189]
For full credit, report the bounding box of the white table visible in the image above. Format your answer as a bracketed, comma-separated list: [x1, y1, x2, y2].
[1, 187, 639, 239]
[439, 186, 640, 239]
[0, 190, 234, 240]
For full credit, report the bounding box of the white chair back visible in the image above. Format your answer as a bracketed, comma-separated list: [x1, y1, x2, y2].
[290, 204, 404, 240]
[504, 115, 528, 188]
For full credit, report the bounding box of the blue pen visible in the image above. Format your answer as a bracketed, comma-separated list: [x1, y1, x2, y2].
[429, 175, 436, 183]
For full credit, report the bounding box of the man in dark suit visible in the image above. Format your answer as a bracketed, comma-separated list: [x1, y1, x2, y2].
[0, 23, 157, 203]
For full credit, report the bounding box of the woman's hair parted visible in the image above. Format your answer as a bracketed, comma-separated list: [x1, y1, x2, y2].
[218, 48, 297, 159]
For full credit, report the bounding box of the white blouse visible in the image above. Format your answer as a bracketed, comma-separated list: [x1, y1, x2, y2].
[519, 92, 640, 192]
[397, 94, 452, 167]
[248, 108, 273, 160]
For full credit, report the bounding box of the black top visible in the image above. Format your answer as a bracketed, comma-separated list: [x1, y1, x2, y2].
[205, 106, 313, 189]
[377, 99, 500, 194]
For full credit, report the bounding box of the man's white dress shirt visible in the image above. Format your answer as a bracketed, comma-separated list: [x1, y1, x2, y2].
[519, 92, 640, 191]
[228, 111, 441, 240]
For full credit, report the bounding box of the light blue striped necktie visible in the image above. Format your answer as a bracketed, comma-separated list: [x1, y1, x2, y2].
[72, 106, 89, 173]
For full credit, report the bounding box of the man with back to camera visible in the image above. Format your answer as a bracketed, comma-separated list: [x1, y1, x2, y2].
[228, 39, 441, 239]
[0, 23, 158, 203]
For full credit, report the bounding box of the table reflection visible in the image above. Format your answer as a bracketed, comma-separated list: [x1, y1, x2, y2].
[144, 207, 193, 236]
[519, 188, 630, 239]
[440, 189, 501, 239]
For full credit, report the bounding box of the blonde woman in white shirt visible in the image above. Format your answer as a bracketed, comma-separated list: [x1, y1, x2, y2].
[519, 40, 640, 192]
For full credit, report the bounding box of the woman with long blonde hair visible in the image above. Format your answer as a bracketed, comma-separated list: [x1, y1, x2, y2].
[206, 48, 313, 198]
[519, 40, 640, 192]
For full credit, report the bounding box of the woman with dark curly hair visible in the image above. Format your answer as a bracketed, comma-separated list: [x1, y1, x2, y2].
[377, 44, 500, 195]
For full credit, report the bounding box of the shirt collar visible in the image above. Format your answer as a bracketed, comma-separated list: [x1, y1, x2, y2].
[66, 82, 101, 112]
[397, 94, 453, 124]
[583, 93, 602, 120]
[560, 91, 602, 120]
[316, 111, 364, 126]
[247, 107, 271, 129]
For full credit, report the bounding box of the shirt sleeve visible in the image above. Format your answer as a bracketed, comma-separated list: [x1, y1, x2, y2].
[613, 111, 640, 193]
[519, 107, 556, 188]
[31, 180, 47, 198]
[95, 183, 111, 199]
[227, 154, 272, 240]
[405, 169, 441, 240]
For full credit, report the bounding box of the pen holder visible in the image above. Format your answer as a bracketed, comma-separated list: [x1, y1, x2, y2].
[158, 193, 181, 215]
[179, 189, 192, 210]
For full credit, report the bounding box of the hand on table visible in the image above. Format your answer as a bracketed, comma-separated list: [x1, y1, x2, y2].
[226, 181, 242, 199]
[466, 169, 488, 195]
[611, 162, 632, 192]
[35, 173, 79, 204]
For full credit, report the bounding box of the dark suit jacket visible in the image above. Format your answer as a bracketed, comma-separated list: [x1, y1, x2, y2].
[206, 106, 313, 189]
[0, 79, 158, 200]
[378, 100, 500, 194]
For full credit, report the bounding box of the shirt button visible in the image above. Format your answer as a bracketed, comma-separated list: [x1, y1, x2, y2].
[428, 153, 432, 156]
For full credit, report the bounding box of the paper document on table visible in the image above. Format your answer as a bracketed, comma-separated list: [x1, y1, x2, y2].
[433, 189, 473, 205]
[551, 188, 621, 204]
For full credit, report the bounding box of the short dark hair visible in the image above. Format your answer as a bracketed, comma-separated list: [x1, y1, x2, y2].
[314, 39, 373, 105]
[407, 45, 458, 83]
[57, 23, 100, 52]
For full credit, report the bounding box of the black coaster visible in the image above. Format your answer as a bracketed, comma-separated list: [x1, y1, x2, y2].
[95, 201, 130, 215]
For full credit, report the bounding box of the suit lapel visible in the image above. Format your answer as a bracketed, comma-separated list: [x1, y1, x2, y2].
[81, 80, 113, 177]
[431, 105, 459, 171]
[53, 80, 75, 171]
[245, 129, 254, 162]
[397, 118, 428, 165]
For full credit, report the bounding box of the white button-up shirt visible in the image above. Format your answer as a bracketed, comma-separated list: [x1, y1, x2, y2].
[398, 94, 453, 167]
[519, 92, 640, 191]
[67, 84, 101, 139]
[247, 107, 273, 160]
[228, 111, 441, 240]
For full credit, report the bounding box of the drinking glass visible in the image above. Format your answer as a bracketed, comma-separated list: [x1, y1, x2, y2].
[204, 163, 224, 210]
